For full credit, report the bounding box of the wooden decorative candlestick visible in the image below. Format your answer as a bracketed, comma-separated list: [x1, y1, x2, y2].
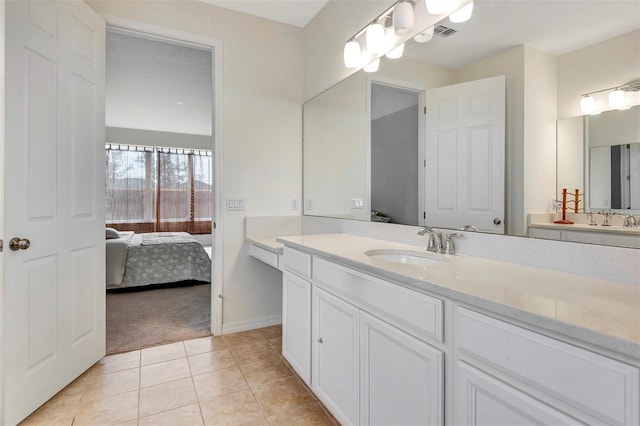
[554, 188, 574, 224]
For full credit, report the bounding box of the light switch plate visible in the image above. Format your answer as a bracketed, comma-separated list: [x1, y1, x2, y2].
[226, 198, 245, 211]
[291, 198, 299, 211]
[351, 198, 364, 209]
[305, 198, 313, 210]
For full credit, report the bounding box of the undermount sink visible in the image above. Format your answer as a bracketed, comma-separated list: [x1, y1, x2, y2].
[364, 249, 446, 266]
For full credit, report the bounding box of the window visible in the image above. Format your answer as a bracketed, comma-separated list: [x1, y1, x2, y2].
[105, 144, 213, 234]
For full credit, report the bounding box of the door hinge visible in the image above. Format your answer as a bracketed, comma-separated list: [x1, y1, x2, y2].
[424, 159, 426, 167]
[423, 212, 426, 219]
[0, 239, 3, 252]
[424, 107, 427, 114]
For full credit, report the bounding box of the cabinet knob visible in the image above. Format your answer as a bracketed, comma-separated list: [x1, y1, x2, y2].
[317, 337, 323, 344]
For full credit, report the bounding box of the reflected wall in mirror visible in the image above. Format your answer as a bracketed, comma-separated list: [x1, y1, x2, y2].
[303, 0, 640, 242]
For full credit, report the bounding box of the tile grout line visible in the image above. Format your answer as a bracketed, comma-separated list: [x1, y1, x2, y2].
[184, 341, 207, 426]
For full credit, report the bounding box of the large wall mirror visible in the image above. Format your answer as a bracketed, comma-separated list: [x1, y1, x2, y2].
[304, 0, 639, 244]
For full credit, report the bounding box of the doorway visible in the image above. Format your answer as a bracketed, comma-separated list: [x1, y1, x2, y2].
[370, 82, 424, 226]
[103, 25, 223, 350]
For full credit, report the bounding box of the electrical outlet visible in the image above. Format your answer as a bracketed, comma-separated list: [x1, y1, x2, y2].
[351, 198, 364, 209]
[226, 198, 245, 211]
[305, 198, 313, 210]
[291, 198, 299, 211]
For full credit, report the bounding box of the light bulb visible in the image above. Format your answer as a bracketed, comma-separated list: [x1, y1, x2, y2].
[393, 1, 414, 36]
[426, 0, 447, 15]
[386, 43, 405, 59]
[343, 41, 361, 68]
[364, 58, 380, 73]
[580, 95, 600, 115]
[414, 26, 434, 43]
[449, 2, 473, 23]
[366, 23, 386, 54]
[608, 89, 630, 110]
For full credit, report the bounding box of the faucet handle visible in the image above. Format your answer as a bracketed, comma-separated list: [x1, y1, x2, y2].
[427, 234, 438, 252]
[444, 232, 463, 255]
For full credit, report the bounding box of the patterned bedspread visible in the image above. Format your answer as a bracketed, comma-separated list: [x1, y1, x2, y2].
[117, 232, 211, 288]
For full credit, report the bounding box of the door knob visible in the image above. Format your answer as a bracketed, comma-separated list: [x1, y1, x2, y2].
[493, 218, 502, 225]
[9, 238, 30, 251]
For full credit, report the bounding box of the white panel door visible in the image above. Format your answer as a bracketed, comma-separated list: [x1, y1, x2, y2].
[3, 1, 106, 424]
[425, 76, 505, 233]
[312, 286, 359, 425]
[454, 361, 578, 425]
[282, 271, 312, 385]
[360, 311, 443, 426]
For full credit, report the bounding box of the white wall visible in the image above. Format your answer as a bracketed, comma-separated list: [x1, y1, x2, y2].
[523, 46, 558, 218]
[88, 0, 304, 332]
[556, 116, 584, 196]
[106, 127, 212, 150]
[557, 29, 640, 119]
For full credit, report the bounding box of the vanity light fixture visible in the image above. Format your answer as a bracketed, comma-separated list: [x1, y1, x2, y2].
[364, 58, 380, 73]
[393, 1, 414, 36]
[608, 89, 630, 110]
[414, 25, 435, 43]
[386, 42, 405, 59]
[449, 1, 473, 23]
[343, 40, 361, 68]
[366, 22, 386, 54]
[580, 79, 640, 114]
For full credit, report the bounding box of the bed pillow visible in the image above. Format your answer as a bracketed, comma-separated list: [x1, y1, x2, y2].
[106, 227, 120, 239]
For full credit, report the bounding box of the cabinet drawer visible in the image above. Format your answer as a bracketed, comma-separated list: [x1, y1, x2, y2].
[313, 257, 443, 343]
[249, 244, 279, 269]
[454, 306, 639, 425]
[282, 247, 312, 279]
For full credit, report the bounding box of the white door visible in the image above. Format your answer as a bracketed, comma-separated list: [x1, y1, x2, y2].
[454, 361, 578, 425]
[425, 76, 505, 233]
[282, 271, 312, 385]
[3, 1, 106, 424]
[359, 311, 443, 425]
[312, 286, 359, 425]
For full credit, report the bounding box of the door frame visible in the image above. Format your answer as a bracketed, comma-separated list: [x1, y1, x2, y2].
[368, 76, 426, 226]
[103, 16, 224, 335]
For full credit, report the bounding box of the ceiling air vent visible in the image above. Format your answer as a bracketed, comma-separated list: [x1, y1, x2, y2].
[434, 25, 457, 37]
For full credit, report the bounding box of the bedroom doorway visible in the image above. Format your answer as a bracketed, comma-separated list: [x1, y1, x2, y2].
[103, 25, 222, 353]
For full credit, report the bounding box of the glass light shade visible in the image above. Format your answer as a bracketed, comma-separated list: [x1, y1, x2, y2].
[393, 2, 414, 36]
[608, 89, 630, 109]
[426, 0, 447, 15]
[386, 43, 405, 59]
[449, 2, 473, 23]
[343, 41, 361, 68]
[366, 23, 386, 54]
[414, 26, 434, 43]
[580, 95, 599, 115]
[364, 58, 380, 73]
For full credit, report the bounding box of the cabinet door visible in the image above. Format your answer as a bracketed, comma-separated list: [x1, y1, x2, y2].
[282, 272, 312, 385]
[360, 312, 444, 425]
[454, 361, 579, 425]
[312, 287, 359, 425]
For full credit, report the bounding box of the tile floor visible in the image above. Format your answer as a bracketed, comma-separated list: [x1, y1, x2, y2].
[20, 326, 338, 426]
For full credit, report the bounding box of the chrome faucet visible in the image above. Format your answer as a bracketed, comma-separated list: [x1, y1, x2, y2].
[444, 233, 463, 255]
[623, 215, 636, 227]
[459, 224, 479, 232]
[417, 226, 443, 253]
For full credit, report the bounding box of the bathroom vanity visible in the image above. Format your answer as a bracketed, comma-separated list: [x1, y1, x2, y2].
[270, 233, 639, 426]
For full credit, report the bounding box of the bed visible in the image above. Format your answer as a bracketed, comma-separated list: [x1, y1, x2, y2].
[106, 230, 211, 289]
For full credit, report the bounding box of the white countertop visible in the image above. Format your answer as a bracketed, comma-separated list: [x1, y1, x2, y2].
[277, 233, 640, 360]
[246, 236, 284, 254]
[530, 221, 640, 235]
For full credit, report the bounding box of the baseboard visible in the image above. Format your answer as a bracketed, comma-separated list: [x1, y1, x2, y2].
[221, 314, 282, 335]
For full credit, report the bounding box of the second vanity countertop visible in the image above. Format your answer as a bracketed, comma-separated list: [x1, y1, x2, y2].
[276, 233, 640, 360]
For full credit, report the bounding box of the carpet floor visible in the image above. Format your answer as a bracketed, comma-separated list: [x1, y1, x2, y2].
[106, 281, 211, 355]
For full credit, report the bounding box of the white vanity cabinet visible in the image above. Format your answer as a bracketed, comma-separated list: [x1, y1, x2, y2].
[281, 246, 313, 385]
[360, 311, 443, 425]
[312, 286, 360, 425]
[453, 306, 639, 425]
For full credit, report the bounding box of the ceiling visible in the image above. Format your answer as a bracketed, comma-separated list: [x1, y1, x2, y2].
[404, 0, 640, 68]
[199, 0, 329, 27]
